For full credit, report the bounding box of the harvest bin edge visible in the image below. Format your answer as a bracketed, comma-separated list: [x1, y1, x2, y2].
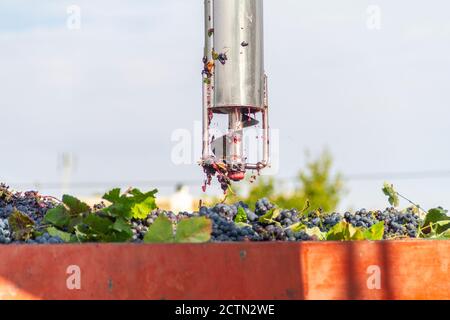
[0, 240, 448, 300]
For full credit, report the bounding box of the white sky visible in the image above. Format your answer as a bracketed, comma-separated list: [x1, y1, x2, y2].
[0, 0, 449, 210]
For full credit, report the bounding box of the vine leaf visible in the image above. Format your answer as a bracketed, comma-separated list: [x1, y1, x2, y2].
[422, 207, 450, 235]
[8, 209, 35, 241]
[102, 188, 158, 220]
[103, 188, 121, 203]
[175, 217, 212, 243]
[326, 221, 367, 241]
[62, 195, 90, 216]
[382, 182, 400, 207]
[47, 227, 73, 243]
[350, 226, 366, 241]
[235, 222, 252, 228]
[144, 216, 174, 243]
[44, 195, 90, 229]
[363, 222, 385, 241]
[439, 229, 450, 239]
[130, 189, 158, 220]
[326, 221, 347, 240]
[288, 222, 306, 232]
[44, 205, 71, 228]
[144, 216, 212, 244]
[259, 208, 281, 225]
[305, 227, 326, 240]
[234, 207, 248, 223]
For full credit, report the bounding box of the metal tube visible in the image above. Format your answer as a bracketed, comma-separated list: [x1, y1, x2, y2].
[202, 0, 214, 160]
[262, 74, 269, 166]
[202, 0, 269, 176]
[227, 109, 244, 165]
[213, 0, 265, 109]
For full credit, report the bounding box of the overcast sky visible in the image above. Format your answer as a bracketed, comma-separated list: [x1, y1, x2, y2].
[1, 0, 449, 210]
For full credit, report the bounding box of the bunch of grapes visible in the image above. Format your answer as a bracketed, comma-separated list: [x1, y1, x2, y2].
[321, 213, 343, 231]
[0, 218, 12, 244]
[0, 182, 427, 244]
[0, 184, 61, 244]
[374, 207, 421, 238]
[196, 200, 315, 242]
[344, 209, 377, 228]
[24, 233, 64, 245]
[198, 205, 256, 241]
[106, 202, 425, 243]
[274, 209, 300, 227]
[255, 198, 275, 215]
[342, 208, 421, 239]
[210, 211, 259, 242]
[130, 220, 149, 242]
[0, 184, 57, 224]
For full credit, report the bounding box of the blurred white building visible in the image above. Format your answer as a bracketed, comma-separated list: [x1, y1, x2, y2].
[170, 184, 194, 214]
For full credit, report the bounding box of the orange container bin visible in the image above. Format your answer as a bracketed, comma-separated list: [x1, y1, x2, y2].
[0, 240, 448, 300]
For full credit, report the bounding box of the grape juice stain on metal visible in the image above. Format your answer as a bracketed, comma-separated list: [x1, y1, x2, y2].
[201, 0, 270, 189]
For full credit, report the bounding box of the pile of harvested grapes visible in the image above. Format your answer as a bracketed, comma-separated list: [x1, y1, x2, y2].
[0, 183, 448, 245]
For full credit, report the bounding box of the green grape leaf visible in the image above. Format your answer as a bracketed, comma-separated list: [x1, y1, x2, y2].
[107, 229, 134, 243]
[144, 216, 174, 243]
[102, 188, 158, 220]
[73, 225, 89, 242]
[363, 222, 385, 241]
[423, 207, 450, 235]
[425, 228, 450, 240]
[102, 188, 121, 203]
[271, 208, 281, 220]
[439, 229, 450, 239]
[47, 227, 74, 243]
[83, 214, 114, 235]
[305, 227, 326, 240]
[436, 220, 450, 227]
[344, 223, 355, 239]
[62, 195, 90, 215]
[8, 209, 35, 241]
[259, 208, 281, 224]
[326, 221, 366, 241]
[44, 195, 90, 229]
[102, 188, 133, 218]
[326, 221, 347, 240]
[131, 192, 158, 219]
[382, 182, 400, 207]
[111, 218, 133, 237]
[235, 222, 252, 228]
[67, 216, 84, 233]
[44, 205, 71, 228]
[175, 217, 212, 243]
[424, 207, 449, 226]
[234, 207, 248, 224]
[288, 222, 307, 232]
[350, 227, 366, 241]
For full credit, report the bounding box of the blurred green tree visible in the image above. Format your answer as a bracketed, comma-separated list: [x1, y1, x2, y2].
[296, 150, 344, 212]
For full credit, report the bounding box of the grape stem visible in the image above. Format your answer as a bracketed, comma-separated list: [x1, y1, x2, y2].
[41, 195, 62, 203]
[396, 192, 427, 215]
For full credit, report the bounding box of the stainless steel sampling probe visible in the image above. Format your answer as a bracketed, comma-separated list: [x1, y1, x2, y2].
[201, 0, 269, 182]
